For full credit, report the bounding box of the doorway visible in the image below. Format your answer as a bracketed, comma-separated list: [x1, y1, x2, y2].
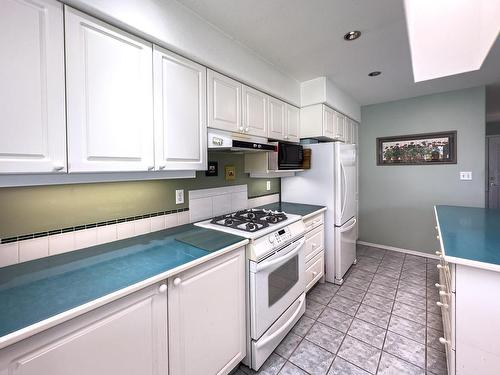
[487, 136, 500, 208]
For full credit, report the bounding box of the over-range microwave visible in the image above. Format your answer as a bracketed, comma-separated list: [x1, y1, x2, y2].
[269, 142, 304, 170]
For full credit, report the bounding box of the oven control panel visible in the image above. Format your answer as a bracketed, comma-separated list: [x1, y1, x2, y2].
[269, 227, 292, 245]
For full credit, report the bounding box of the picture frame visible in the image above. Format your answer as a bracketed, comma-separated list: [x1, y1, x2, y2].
[377, 131, 457, 166]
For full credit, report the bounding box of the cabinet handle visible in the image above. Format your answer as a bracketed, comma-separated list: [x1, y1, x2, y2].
[312, 243, 317, 248]
[173, 277, 182, 286]
[158, 284, 167, 293]
[436, 301, 449, 308]
[436, 264, 447, 270]
[239, 126, 244, 131]
[439, 290, 451, 297]
[435, 283, 444, 289]
[148, 166, 154, 171]
[439, 337, 449, 345]
[312, 271, 318, 277]
[435, 251, 442, 256]
[159, 165, 166, 170]
[245, 127, 249, 132]
[53, 164, 65, 172]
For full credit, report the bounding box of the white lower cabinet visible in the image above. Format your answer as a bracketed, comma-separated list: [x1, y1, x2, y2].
[303, 212, 325, 292]
[168, 247, 246, 375]
[0, 282, 168, 375]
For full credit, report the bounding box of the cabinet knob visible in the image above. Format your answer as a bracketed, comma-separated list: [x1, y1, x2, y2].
[239, 126, 244, 131]
[436, 301, 449, 308]
[245, 127, 249, 132]
[439, 290, 451, 297]
[435, 226, 438, 230]
[312, 243, 317, 248]
[436, 264, 447, 270]
[435, 251, 442, 256]
[312, 271, 318, 277]
[159, 165, 166, 170]
[173, 277, 182, 286]
[436, 235, 440, 240]
[158, 284, 167, 293]
[439, 337, 449, 345]
[53, 163, 65, 171]
[435, 283, 444, 289]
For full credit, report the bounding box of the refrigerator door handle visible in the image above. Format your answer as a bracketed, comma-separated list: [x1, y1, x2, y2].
[340, 163, 347, 219]
[340, 218, 357, 233]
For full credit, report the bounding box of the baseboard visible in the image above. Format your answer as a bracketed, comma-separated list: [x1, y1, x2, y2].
[357, 241, 439, 260]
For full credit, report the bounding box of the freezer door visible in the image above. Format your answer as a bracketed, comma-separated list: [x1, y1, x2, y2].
[335, 143, 357, 225]
[334, 217, 357, 284]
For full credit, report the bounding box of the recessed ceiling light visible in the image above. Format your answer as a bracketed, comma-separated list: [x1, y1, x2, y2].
[368, 71, 381, 77]
[344, 30, 361, 41]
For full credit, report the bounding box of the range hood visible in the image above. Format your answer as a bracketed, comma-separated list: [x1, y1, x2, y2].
[208, 130, 276, 152]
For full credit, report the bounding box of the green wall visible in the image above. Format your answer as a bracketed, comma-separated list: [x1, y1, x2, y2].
[0, 152, 279, 238]
[359, 87, 486, 254]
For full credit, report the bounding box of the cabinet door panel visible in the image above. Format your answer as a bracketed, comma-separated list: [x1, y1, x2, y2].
[0, 0, 66, 174]
[208, 70, 241, 132]
[65, 7, 154, 172]
[168, 248, 246, 375]
[153, 47, 207, 170]
[286, 105, 300, 143]
[242, 85, 267, 137]
[268, 98, 286, 140]
[323, 105, 335, 139]
[1, 283, 167, 375]
[333, 111, 345, 141]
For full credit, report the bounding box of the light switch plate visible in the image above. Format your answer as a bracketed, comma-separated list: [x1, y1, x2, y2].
[175, 189, 184, 204]
[460, 171, 472, 180]
[266, 181, 271, 191]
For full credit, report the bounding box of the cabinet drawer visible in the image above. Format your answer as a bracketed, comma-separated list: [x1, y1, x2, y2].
[305, 251, 324, 292]
[305, 225, 324, 262]
[303, 213, 324, 232]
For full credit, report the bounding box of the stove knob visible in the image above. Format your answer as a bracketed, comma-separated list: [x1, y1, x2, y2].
[269, 235, 275, 243]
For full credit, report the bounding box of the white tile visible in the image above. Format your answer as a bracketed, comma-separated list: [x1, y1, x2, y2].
[0, 242, 19, 267]
[248, 193, 280, 208]
[212, 194, 232, 216]
[150, 215, 166, 232]
[97, 225, 117, 245]
[231, 191, 248, 211]
[74, 228, 98, 250]
[165, 213, 179, 228]
[117, 222, 135, 240]
[49, 232, 75, 255]
[19, 237, 49, 262]
[134, 218, 151, 236]
[178, 211, 189, 225]
[189, 196, 213, 222]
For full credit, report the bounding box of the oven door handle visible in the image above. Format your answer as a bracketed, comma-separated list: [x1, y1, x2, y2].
[255, 238, 305, 272]
[254, 293, 306, 349]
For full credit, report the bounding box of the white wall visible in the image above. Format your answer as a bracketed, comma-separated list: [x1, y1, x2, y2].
[300, 77, 361, 121]
[62, 0, 301, 105]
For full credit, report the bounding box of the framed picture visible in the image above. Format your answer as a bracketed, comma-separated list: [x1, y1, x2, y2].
[377, 131, 457, 165]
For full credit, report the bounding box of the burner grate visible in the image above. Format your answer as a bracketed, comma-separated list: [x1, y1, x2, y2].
[209, 209, 288, 233]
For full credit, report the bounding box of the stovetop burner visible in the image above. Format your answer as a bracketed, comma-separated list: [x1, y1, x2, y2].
[210, 209, 288, 233]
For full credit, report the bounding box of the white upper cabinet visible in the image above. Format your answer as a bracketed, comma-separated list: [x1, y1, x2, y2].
[344, 118, 353, 144]
[286, 104, 300, 143]
[323, 105, 335, 139]
[153, 46, 207, 171]
[207, 69, 242, 133]
[0, 0, 66, 174]
[333, 111, 345, 142]
[65, 7, 154, 173]
[268, 97, 286, 140]
[242, 85, 268, 137]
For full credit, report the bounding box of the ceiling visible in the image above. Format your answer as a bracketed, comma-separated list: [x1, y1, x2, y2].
[175, 0, 500, 107]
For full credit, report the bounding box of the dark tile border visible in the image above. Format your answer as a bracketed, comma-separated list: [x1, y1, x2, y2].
[0, 208, 190, 244]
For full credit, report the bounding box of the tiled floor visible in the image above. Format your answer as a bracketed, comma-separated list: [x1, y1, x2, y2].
[238, 244, 447, 375]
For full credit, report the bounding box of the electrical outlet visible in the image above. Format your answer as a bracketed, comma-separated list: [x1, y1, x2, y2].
[266, 181, 271, 191]
[460, 171, 472, 181]
[175, 189, 184, 204]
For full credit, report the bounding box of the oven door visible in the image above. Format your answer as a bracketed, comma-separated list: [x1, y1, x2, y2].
[249, 237, 305, 339]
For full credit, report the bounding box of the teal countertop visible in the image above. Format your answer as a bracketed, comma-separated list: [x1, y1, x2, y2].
[0, 225, 247, 343]
[256, 202, 326, 218]
[435, 205, 500, 270]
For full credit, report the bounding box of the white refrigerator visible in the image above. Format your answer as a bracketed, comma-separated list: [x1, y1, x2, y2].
[281, 142, 358, 284]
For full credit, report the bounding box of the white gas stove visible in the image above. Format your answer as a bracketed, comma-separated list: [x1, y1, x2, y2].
[195, 208, 305, 261]
[195, 207, 306, 370]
